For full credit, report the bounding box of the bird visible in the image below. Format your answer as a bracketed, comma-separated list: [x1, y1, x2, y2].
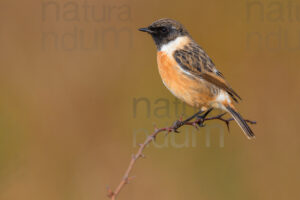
[139, 18, 255, 139]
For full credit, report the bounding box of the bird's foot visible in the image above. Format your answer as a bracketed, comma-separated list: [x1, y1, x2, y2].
[171, 120, 183, 133]
[196, 115, 206, 127]
[195, 108, 213, 127]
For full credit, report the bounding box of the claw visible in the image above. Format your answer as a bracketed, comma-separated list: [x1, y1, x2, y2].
[197, 121, 205, 127]
[172, 120, 183, 133]
[174, 129, 180, 133]
[195, 116, 205, 127]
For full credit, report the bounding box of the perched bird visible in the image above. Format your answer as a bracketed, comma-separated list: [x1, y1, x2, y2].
[139, 18, 255, 139]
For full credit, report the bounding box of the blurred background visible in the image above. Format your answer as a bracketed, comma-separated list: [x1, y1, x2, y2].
[0, 0, 299, 199]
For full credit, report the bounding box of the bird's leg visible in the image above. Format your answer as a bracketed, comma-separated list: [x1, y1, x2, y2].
[196, 108, 213, 127]
[172, 110, 204, 133]
[182, 110, 205, 123]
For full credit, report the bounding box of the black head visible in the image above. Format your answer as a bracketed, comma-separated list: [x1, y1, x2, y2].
[139, 18, 189, 50]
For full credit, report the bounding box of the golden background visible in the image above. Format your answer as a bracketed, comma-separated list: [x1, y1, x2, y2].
[0, 0, 299, 199]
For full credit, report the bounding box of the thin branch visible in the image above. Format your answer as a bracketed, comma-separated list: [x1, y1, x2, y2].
[107, 113, 256, 199]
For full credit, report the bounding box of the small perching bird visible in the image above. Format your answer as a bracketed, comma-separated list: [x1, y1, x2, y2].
[139, 18, 255, 139]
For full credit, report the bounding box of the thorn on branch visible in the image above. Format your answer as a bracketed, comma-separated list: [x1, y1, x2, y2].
[128, 176, 136, 182]
[123, 177, 129, 184]
[164, 127, 173, 136]
[148, 135, 156, 141]
[153, 123, 159, 131]
[123, 176, 136, 184]
[139, 154, 146, 158]
[179, 115, 184, 121]
[106, 186, 114, 198]
[192, 122, 199, 129]
[225, 121, 230, 131]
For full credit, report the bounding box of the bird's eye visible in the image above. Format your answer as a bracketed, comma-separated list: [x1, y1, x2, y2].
[161, 27, 168, 33]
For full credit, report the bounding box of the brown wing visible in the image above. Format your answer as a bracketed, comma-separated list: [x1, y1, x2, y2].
[173, 42, 241, 102]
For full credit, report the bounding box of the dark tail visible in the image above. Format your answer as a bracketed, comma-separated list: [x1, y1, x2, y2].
[226, 105, 255, 139]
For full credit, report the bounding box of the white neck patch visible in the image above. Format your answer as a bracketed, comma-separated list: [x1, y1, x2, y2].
[159, 36, 189, 56]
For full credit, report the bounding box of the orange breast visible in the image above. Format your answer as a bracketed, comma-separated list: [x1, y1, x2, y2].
[157, 51, 214, 108]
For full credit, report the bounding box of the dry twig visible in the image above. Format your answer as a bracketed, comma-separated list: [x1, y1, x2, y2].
[107, 112, 256, 199]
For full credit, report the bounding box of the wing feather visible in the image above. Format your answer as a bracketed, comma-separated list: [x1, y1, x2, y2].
[173, 43, 241, 102]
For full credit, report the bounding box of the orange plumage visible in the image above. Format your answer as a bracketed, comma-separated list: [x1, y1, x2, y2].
[157, 51, 214, 110]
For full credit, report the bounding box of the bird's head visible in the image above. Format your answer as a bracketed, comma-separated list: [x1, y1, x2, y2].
[139, 18, 189, 50]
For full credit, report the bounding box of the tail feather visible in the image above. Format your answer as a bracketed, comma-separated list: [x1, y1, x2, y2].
[226, 105, 255, 139]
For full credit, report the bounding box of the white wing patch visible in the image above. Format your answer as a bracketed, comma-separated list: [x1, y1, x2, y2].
[160, 36, 189, 57]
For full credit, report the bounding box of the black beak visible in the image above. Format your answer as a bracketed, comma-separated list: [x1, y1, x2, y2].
[138, 27, 154, 34]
